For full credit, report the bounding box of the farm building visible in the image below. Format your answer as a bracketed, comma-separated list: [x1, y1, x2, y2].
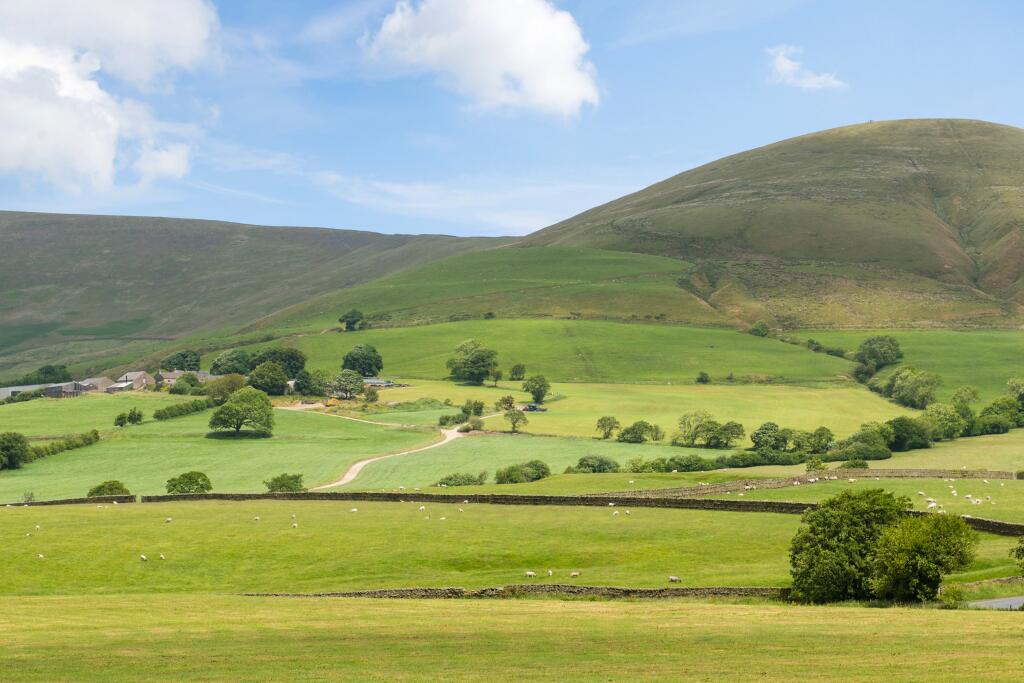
[107, 371, 155, 393]
[155, 370, 219, 386]
[81, 377, 114, 392]
[0, 383, 53, 401]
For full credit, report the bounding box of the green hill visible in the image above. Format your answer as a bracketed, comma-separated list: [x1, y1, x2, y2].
[526, 119, 1024, 328]
[0, 211, 504, 379]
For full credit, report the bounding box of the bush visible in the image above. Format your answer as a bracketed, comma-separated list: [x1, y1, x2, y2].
[168, 372, 201, 395]
[976, 413, 1014, 435]
[434, 471, 487, 487]
[363, 386, 380, 404]
[210, 349, 253, 375]
[248, 361, 289, 396]
[856, 336, 903, 369]
[264, 473, 305, 493]
[205, 374, 247, 404]
[748, 321, 770, 337]
[750, 422, 787, 452]
[886, 416, 932, 451]
[838, 458, 869, 469]
[805, 456, 826, 472]
[114, 412, 128, 427]
[494, 460, 550, 484]
[789, 489, 909, 603]
[127, 407, 143, 425]
[852, 363, 876, 383]
[438, 413, 467, 427]
[565, 454, 620, 474]
[28, 430, 100, 461]
[870, 515, 977, 602]
[825, 427, 892, 462]
[873, 367, 941, 408]
[695, 371, 711, 384]
[153, 398, 215, 420]
[1011, 537, 1024, 570]
[0, 432, 31, 470]
[617, 420, 662, 443]
[165, 471, 213, 494]
[88, 480, 131, 497]
[979, 396, 1024, 428]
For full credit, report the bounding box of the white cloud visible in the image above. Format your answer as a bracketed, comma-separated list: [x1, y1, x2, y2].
[0, 0, 217, 192]
[766, 45, 845, 90]
[366, 0, 599, 117]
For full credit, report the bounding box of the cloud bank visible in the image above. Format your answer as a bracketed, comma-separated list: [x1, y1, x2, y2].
[766, 44, 845, 90]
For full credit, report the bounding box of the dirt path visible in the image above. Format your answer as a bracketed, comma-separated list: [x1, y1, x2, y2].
[310, 427, 464, 490]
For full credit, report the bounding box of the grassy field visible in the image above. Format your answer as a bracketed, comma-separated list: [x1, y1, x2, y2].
[0, 392, 188, 438]
[363, 378, 911, 441]
[239, 319, 854, 384]
[799, 329, 1024, 402]
[885, 430, 1024, 471]
[1, 499, 1015, 594]
[0, 409, 434, 502]
[6, 595, 1024, 682]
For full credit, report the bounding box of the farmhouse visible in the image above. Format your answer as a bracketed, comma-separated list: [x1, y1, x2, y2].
[107, 371, 155, 393]
[155, 370, 219, 386]
[81, 377, 114, 392]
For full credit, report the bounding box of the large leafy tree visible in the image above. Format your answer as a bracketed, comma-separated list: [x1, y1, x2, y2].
[294, 369, 334, 397]
[445, 339, 498, 385]
[19, 364, 72, 384]
[247, 361, 289, 396]
[165, 471, 213, 494]
[161, 349, 200, 371]
[204, 374, 247, 404]
[333, 369, 364, 400]
[856, 336, 903, 369]
[522, 375, 551, 403]
[209, 387, 274, 435]
[210, 349, 253, 375]
[789, 489, 909, 603]
[338, 309, 364, 332]
[870, 515, 977, 602]
[0, 432, 31, 470]
[342, 344, 384, 377]
[251, 348, 306, 379]
[596, 416, 620, 439]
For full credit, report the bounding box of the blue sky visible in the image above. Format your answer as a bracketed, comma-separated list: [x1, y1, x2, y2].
[1, 0, 1022, 236]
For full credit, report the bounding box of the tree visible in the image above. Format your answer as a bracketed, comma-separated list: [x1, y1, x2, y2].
[251, 348, 307, 379]
[19, 364, 72, 384]
[205, 374, 247, 404]
[617, 421, 661, 444]
[508, 364, 526, 381]
[870, 515, 977, 602]
[114, 412, 128, 427]
[951, 385, 980, 420]
[748, 321, 770, 337]
[338, 309, 364, 331]
[293, 369, 332, 397]
[923, 403, 966, 441]
[208, 387, 274, 435]
[363, 386, 379, 403]
[504, 409, 528, 433]
[264, 473, 305, 493]
[596, 416, 620, 439]
[676, 411, 713, 446]
[0, 432, 31, 470]
[789, 489, 909, 603]
[446, 339, 498, 385]
[705, 421, 745, 448]
[210, 349, 254, 375]
[333, 369, 364, 400]
[979, 396, 1024, 427]
[856, 336, 903, 369]
[877, 367, 941, 408]
[805, 456, 826, 472]
[522, 375, 551, 403]
[165, 471, 213, 494]
[885, 416, 932, 451]
[435, 471, 487, 487]
[342, 344, 383, 377]
[88, 480, 130, 497]
[1011, 537, 1024, 572]
[127, 407, 143, 425]
[1007, 377, 1024, 407]
[494, 395, 516, 412]
[247, 361, 289, 396]
[695, 371, 711, 384]
[489, 369, 503, 387]
[495, 459, 549, 484]
[566, 455, 620, 473]
[751, 422, 787, 452]
[169, 373, 201, 395]
[161, 349, 200, 371]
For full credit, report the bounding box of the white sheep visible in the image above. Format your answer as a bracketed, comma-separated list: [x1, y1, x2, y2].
[612, 510, 619, 516]
[159, 554, 166, 560]
[350, 508, 358, 513]
[292, 522, 298, 528]
[254, 516, 260, 521]
[165, 517, 172, 523]
[625, 510, 631, 515]
[140, 554, 148, 562]
[628, 480, 635, 484]
[458, 508, 464, 513]
[418, 506, 426, 511]
[668, 576, 681, 583]
[525, 571, 536, 578]
[608, 503, 615, 507]
[547, 570, 553, 577]
[916, 491, 925, 497]
[927, 502, 937, 509]
[37, 554, 44, 559]
[570, 571, 580, 578]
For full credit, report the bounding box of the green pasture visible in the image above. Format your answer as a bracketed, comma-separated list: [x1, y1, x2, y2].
[886, 430, 1024, 471]
[1, 499, 1014, 596]
[0, 392, 188, 438]
[231, 318, 854, 384]
[0, 409, 434, 502]
[6, 595, 1024, 682]
[800, 328, 1024, 401]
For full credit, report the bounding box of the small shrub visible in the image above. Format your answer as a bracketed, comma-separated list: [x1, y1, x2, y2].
[695, 371, 711, 384]
[88, 480, 130, 497]
[565, 454, 620, 474]
[21, 491, 35, 503]
[165, 471, 213, 494]
[748, 321, 770, 337]
[838, 458, 869, 469]
[127, 407, 144, 425]
[938, 585, 965, 609]
[805, 456, 826, 472]
[439, 413, 467, 427]
[434, 471, 487, 487]
[114, 412, 128, 427]
[264, 473, 305, 493]
[495, 460, 550, 484]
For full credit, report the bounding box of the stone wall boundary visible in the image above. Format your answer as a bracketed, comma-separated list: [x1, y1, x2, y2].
[1, 494, 135, 507]
[243, 584, 789, 600]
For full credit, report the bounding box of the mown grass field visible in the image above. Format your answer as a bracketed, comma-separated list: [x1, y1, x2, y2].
[1, 499, 1015, 594]
[229, 318, 855, 384]
[886, 430, 1024, 471]
[0, 408, 434, 502]
[5, 594, 1024, 682]
[800, 328, 1024, 401]
[364, 378, 910, 441]
[0, 392, 188, 438]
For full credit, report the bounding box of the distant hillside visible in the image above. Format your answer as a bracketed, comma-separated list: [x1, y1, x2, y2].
[0, 211, 504, 378]
[526, 119, 1024, 328]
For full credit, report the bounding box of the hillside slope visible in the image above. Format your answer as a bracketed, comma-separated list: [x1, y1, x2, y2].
[526, 119, 1024, 327]
[0, 211, 504, 377]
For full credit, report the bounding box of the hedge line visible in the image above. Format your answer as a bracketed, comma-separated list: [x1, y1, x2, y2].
[153, 397, 215, 420]
[28, 429, 100, 462]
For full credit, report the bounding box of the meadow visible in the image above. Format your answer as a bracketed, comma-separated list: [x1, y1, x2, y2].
[6, 595, 1024, 682]
[0, 392, 188, 438]
[1, 499, 1016, 595]
[0, 407, 434, 502]
[799, 328, 1024, 401]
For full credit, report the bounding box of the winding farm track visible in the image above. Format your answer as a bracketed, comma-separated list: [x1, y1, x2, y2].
[279, 406, 490, 490]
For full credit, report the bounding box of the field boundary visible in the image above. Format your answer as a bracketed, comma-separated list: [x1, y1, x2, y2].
[614, 468, 1018, 499]
[243, 584, 788, 600]
[1, 494, 135, 507]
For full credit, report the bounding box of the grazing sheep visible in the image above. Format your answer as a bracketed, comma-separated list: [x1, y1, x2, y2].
[254, 516, 260, 521]
[458, 508, 464, 513]
[350, 508, 358, 513]
[916, 491, 925, 497]
[140, 554, 148, 562]
[165, 518, 173, 523]
[159, 554, 166, 560]
[418, 506, 426, 511]
[625, 510, 631, 515]
[547, 570, 553, 577]
[608, 503, 615, 507]
[570, 571, 580, 578]
[292, 522, 298, 528]
[927, 502, 938, 509]
[668, 576, 681, 583]
[439, 517, 447, 521]
[628, 480, 635, 484]
[984, 479, 990, 484]
[612, 510, 620, 516]
[37, 554, 44, 559]
[525, 571, 536, 578]
[113, 501, 118, 505]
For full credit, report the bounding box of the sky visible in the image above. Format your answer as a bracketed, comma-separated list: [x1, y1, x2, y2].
[1, 0, 1022, 236]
